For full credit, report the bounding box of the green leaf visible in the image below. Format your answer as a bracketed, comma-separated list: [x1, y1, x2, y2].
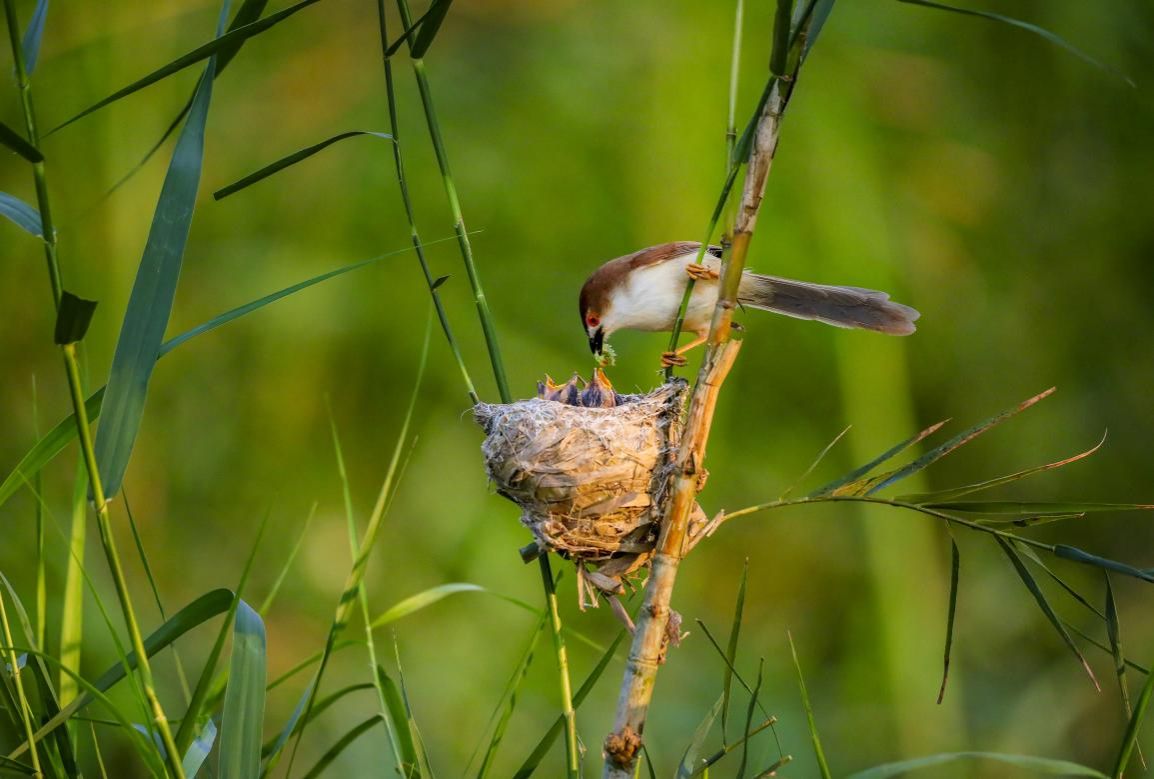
[1105, 574, 1140, 769]
[859, 388, 1055, 496]
[512, 630, 627, 779]
[737, 661, 765, 779]
[377, 666, 420, 779]
[921, 501, 1153, 515]
[721, 559, 749, 743]
[21, 0, 49, 75]
[53, 291, 98, 345]
[788, 631, 831, 779]
[182, 719, 217, 778]
[0, 122, 43, 163]
[300, 716, 383, 779]
[410, 0, 453, 58]
[219, 602, 267, 779]
[0, 192, 43, 238]
[897, 433, 1106, 504]
[213, 131, 393, 199]
[677, 695, 724, 779]
[803, 0, 836, 59]
[49, 0, 323, 134]
[1113, 667, 1154, 778]
[259, 683, 373, 757]
[896, 0, 1134, 88]
[8, 589, 233, 761]
[475, 615, 546, 778]
[810, 420, 947, 497]
[846, 751, 1109, 779]
[996, 537, 1100, 690]
[936, 540, 960, 704]
[93, 36, 221, 499]
[369, 584, 485, 630]
[1053, 545, 1154, 584]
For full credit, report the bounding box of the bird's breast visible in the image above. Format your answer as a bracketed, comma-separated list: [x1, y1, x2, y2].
[609, 253, 719, 334]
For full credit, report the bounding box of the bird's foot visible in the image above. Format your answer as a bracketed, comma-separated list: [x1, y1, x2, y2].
[686, 263, 720, 281]
[661, 351, 688, 368]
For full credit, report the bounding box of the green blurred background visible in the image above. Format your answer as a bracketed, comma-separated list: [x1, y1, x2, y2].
[3, 0, 1153, 775]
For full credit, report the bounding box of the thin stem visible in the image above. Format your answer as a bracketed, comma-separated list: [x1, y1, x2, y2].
[375, 0, 478, 405]
[539, 561, 578, 778]
[5, 5, 182, 771]
[0, 592, 42, 778]
[394, 0, 510, 403]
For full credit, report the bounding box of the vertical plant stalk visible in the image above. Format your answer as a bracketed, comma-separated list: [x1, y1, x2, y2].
[387, 3, 579, 774]
[604, 59, 800, 779]
[4, 4, 183, 775]
[0, 591, 42, 778]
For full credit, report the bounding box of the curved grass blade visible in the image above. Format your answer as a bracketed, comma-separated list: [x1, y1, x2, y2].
[0, 192, 43, 237]
[1016, 545, 1105, 621]
[810, 420, 947, 497]
[847, 751, 1108, 779]
[722, 559, 749, 742]
[936, 540, 960, 704]
[475, 614, 546, 779]
[1113, 668, 1154, 778]
[803, 0, 836, 60]
[897, 0, 1134, 88]
[1104, 575, 1144, 769]
[788, 631, 831, 779]
[922, 501, 1153, 515]
[898, 433, 1107, 505]
[695, 620, 773, 722]
[1053, 545, 1154, 584]
[0, 121, 42, 163]
[861, 388, 1055, 496]
[93, 44, 220, 500]
[49, 0, 322, 134]
[300, 715, 383, 779]
[691, 718, 780, 778]
[512, 629, 626, 779]
[182, 718, 217, 778]
[370, 583, 485, 630]
[7, 589, 233, 761]
[377, 666, 419, 779]
[737, 660, 765, 779]
[996, 537, 1100, 691]
[20, 0, 48, 74]
[677, 695, 724, 779]
[0, 754, 35, 774]
[219, 602, 266, 779]
[259, 683, 373, 757]
[214, 131, 393, 199]
[409, 0, 452, 58]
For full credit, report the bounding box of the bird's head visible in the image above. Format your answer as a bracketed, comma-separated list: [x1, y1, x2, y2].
[579, 277, 610, 356]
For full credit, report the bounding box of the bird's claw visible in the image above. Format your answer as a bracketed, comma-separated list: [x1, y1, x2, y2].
[661, 351, 688, 368]
[686, 263, 720, 282]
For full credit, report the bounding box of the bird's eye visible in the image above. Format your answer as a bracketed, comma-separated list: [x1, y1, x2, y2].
[586, 314, 601, 328]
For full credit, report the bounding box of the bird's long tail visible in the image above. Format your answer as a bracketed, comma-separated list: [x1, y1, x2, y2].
[737, 273, 920, 335]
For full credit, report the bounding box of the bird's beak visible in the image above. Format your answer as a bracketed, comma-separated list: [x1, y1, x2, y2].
[588, 327, 604, 356]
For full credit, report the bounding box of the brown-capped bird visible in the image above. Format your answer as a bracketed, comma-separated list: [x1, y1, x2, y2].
[579, 241, 920, 366]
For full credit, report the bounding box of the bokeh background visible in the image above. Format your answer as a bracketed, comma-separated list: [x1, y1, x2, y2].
[3, 0, 1153, 776]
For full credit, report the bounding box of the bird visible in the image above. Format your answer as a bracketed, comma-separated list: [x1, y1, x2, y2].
[579, 241, 920, 367]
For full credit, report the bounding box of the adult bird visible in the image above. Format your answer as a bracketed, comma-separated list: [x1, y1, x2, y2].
[579, 241, 919, 367]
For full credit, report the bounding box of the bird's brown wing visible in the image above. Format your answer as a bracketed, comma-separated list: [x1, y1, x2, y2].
[624, 241, 721, 270]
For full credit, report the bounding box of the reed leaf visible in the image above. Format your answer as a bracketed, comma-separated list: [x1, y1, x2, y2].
[1113, 667, 1154, 778]
[676, 695, 724, 779]
[937, 539, 960, 704]
[214, 131, 393, 199]
[0, 191, 43, 237]
[19, 0, 47, 74]
[847, 751, 1108, 778]
[475, 614, 547, 779]
[409, 0, 452, 58]
[181, 719, 217, 778]
[721, 559, 749, 743]
[810, 420, 946, 497]
[300, 715, 383, 779]
[0, 121, 42, 162]
[788, 631, 831, 779]
[219, 602, 266, 779]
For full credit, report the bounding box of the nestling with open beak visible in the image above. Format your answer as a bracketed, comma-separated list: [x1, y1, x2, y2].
[579, 241, 920, 367]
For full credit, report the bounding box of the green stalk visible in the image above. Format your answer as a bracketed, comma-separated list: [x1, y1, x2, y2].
[0, 591, 42, 778]
[4, 5, 182, 773]
[388, 4, 579, 774]
[394, 0, 510, 404]
[31, 378, 46, 651]
[375, 0, 478, 405]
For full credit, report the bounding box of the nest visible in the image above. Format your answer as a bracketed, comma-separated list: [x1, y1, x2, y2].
[474, 375, 708, 604]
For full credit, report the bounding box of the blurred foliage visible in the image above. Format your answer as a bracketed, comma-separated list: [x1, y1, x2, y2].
[2, 0, 1153, 776]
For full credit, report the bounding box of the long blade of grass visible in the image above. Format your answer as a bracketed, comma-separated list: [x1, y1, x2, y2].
[897, 433, 1106, 504]
[1053, 545, 1154, 584]
[1104, 574, 1143, 769]
[393, 639, 435, 776]
[737, 660, 765, 779]
[801, 0, 835, 59]
[19, 0, 47, 74]
[1113, 667, 1154, 778]
[677, 695, 724, 779]
[182, 719, 217, 778]
[369, 584, 485, 630]
[299, 715, 383, 779]
[476, 614, 547, 779]
[409, 0, 452, 58]
[258, 504, 316, 615]
[377, 666, 419, 778]
[936, 540, 960, 704]
[8, 589, 233, 760]
[49, 0, 322, 134]
[695, 620, 773, 721]
[259, 683, 374, 757]
[921, 501, 1153, 515]
[512, 629, 627, 778]
[0, 121, 42, 162]
[721, 559, 749, 743]
[92, 31, 221, 499]
[788, 631, 831, 779]
[859, 388, 1055, 496]
[0, 591, 42, 778]
[847, 751, 1109, 779]
[691, 718, 780, 778]
[996, 537, 1100, 690]
[0, 191, 43, 237]
[214, 131, 393, 199]
[896, 0, 1134, 87]
[810, 420, 947, 497]
[1016, 545, 1105, 620]
[0, 390, 101, 510]
[219, 602, 266, 779]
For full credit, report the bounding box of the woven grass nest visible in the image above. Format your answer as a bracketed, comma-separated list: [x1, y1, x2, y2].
[474, 371, 709, 605]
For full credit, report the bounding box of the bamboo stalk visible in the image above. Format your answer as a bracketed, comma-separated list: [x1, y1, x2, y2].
[603, 20, 805, 774]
